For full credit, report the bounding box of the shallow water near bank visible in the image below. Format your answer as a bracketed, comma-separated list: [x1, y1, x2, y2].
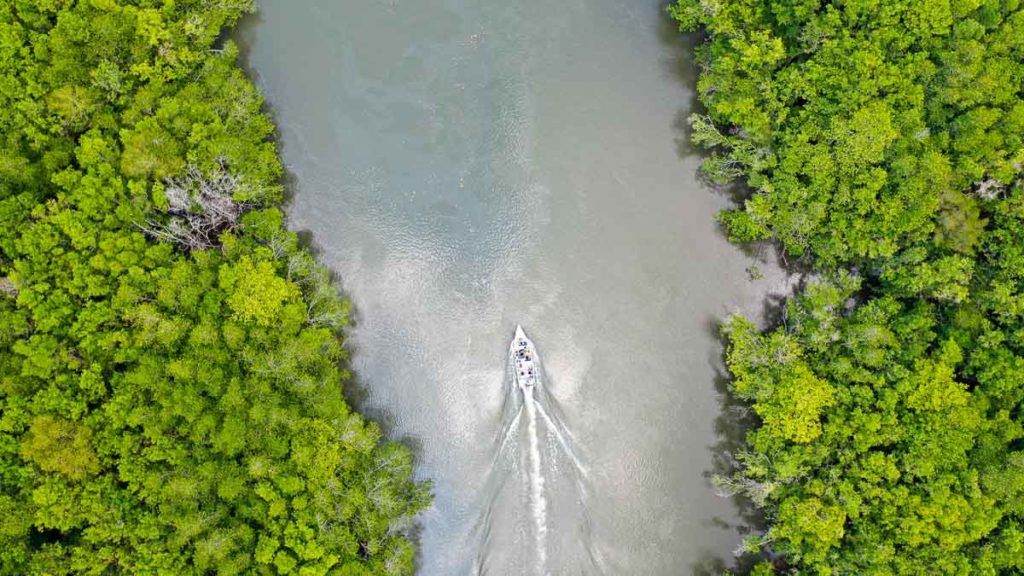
[238, 1, 787, 573]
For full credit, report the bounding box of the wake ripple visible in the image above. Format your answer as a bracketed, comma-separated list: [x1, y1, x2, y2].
[472, 351, 604, 576]
[524, 387, 549, 574]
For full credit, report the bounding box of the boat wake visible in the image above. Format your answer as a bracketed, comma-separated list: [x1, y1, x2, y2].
[524, 386, 548, 572]
[472, 327, 603, 576]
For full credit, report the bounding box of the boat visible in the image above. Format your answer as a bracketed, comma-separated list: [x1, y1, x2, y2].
[510, 324, 539, 390]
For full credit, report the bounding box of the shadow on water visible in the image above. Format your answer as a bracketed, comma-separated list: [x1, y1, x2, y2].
[233, 6, 419, 464]
[656, 4, 757, 209]
[656, 16, 703, 163]
[656, 2, 811, 278]
[236, 12, 430, 568]
[657, 6, 766, 573]
[687, 316, 765, 575]
[236, 9, 300, 209]
[696, 286, 810, 576]
[656, 3, 806, 575]
[657, 6, 765, 214]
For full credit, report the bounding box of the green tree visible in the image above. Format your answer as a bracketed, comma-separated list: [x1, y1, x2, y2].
[0, 2, 429, 574]
[674, 0, 1024, 570]
[19, 416, 100, 480]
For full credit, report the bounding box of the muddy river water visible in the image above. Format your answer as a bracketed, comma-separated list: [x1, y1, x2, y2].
[239, 1, 785, 573]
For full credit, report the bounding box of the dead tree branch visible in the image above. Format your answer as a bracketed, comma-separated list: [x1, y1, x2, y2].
[138, 159, 263, 250]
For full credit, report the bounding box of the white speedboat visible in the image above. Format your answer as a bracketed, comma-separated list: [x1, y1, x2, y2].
[510, 325, 539, 390]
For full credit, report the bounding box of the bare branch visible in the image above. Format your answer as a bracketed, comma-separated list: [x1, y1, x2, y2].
[0, 277, 17, 298]
[973, 177, 1005, 200]
[138, 159, 263, 250]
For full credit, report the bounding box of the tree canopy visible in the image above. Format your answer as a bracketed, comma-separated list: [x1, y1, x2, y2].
[673, 0, 1024, 572]
[0, 1, 428, 574]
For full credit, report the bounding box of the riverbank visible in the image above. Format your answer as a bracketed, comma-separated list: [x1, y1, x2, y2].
[0, 3, 427, 572]
[237, 0, 792, 572]
[674, 0, 1024, 572]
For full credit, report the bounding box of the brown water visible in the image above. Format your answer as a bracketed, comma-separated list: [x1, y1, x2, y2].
[238, 1, 786, 573]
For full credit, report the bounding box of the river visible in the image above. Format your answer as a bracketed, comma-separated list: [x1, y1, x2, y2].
[238, 1, 785, 574]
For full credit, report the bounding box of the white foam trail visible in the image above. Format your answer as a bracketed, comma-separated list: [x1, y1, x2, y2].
[524, 387, 548, 574]
[496, 405, 524, 457]
[535, 403, 587, 476]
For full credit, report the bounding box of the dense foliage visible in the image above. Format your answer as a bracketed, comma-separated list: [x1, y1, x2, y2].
[673, 0, 1024, 573]
[0, 1, 428, 574]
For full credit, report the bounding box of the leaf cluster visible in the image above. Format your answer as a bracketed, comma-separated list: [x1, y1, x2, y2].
[0, 2, 428, 574]
[673, 0, 1024, 572]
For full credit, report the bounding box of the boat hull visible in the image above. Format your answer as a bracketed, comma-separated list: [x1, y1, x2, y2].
[510, 325, 539, 390]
